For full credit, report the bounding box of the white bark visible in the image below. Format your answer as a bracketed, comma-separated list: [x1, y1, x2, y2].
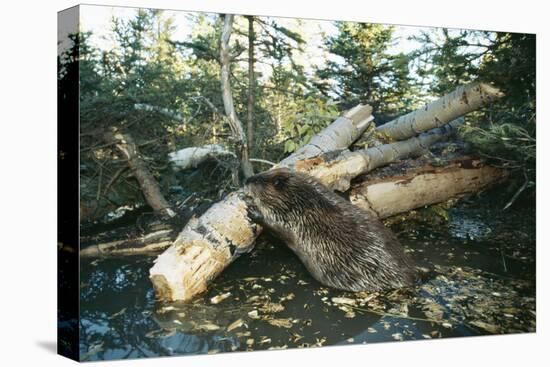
[377, 83, 503, 141]
[279, 104, 374, 167]
[168, 145, 236, 171]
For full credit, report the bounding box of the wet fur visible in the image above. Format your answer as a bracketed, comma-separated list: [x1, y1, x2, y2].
[244, 168, 416, 292]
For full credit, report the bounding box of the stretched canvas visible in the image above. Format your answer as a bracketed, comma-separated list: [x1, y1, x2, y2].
[58, 4, 536, 362]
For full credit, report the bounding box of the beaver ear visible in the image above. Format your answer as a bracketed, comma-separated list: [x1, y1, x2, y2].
[273, 175, 288, 190]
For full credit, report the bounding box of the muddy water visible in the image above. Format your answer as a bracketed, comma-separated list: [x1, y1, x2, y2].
[78, 194, 535, 361]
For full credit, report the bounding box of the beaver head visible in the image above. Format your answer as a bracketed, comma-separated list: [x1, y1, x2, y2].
[243, 167, 336, 221]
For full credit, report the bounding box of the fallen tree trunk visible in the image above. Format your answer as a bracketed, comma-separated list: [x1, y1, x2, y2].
[107, 130, 176, 218]
[377, 83, 503, 141]
[80, 229, 176, 257]
[149, 105, 374, 301]
[349, 156, 508, 218]
[168, 144, 236, 171]
[297, 119, 463, 192]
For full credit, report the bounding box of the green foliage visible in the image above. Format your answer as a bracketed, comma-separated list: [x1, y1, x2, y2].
[282, 97, 339, 153]
[316, 22, 419, 117]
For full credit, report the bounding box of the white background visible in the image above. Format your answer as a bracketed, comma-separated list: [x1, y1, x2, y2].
[0, 0, 547, 365]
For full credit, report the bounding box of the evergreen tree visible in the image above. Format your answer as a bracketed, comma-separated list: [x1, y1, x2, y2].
[316, 22, 416, 120]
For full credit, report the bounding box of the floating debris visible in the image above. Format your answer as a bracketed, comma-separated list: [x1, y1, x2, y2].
[108, 308, 127, 320]
[248, 310, 259, 319]
[260, 302, 285, 313]
[199, 322, 220, 331]
[332, 297, 356, 306]
[227, 319, 245, 332]
[267, 318, 294, 328]
[469, 320, 500, 334]
[210, 292, 231, 305]
[391, 333, 403, 341]
[81, 342, 104, 360]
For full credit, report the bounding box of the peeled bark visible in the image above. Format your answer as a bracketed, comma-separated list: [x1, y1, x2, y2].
[107, 130, 175, 218]
[297, 119, 463, 192]
[377, 83, 503, 141]
[220, 14, 254, 179]
[349, 157, 508, 218]
[149, 105, 374, 301]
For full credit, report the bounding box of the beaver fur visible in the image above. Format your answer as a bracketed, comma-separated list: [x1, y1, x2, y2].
[243, 168, 416, 292]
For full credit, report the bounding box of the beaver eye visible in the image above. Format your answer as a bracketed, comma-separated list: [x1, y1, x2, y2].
[273, 176, 288, 190]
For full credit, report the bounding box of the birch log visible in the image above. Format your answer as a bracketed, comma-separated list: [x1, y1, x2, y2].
[168, 145, 236, 171]
[349, 157, 508, 218]
[149, 105, 374, 301]
[280, 104, 374, 167]
[377, 83, 503, 141]
[297, 119, 463, 192]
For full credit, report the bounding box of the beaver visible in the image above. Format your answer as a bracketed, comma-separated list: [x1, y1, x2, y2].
[243, 168, 416, 293]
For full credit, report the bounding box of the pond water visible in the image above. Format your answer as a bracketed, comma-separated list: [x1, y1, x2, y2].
[78, 193, 536, 361]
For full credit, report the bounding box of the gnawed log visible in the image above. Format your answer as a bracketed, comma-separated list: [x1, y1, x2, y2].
[107, 130, 176, 218]
[149, 105, 374, 301]
[349, 156, 508, 218]
[150, 192, 260, 301]
[297, 119, 463, 192]
[377, 83, 503, 141]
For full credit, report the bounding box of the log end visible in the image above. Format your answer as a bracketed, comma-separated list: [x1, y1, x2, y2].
[344, 104, 373, 124]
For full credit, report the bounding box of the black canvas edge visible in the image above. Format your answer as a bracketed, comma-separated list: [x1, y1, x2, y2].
[57, 5, 81, 362]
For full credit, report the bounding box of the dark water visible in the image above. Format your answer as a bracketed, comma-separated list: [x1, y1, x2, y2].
[78, 195, 536, 361]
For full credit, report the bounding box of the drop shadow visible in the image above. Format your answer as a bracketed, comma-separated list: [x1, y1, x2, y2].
[36, 340, 57, 354]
